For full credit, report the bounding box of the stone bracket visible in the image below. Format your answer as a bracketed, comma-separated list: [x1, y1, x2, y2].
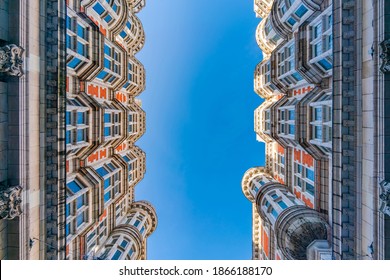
[0, 185, 23, 220]
[0, 44, 24, 76]
[379, 180, 390, 216]
[380, 39, 390, 73]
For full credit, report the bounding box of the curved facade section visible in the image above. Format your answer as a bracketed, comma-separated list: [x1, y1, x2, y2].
[66, 93, 100, 158]
[274, 205, 330, 260]
[297, 88, 332, 156]
[122, 56, 146, 97]
[82, 0, 128, 40]
[116, 14, 145, 55]
[97, 224, 143, 260]
[254, 0, 274, 18]
[256, 17, 277, 56]
[255, 101, 274, 143]
[66, 8, 104, 80]
[115, 145, 146, 189]
[242, 167, 272, 202]
[247, 0, 386, 261]
[127, 0, 146, 13]
[127, 201, 158, 238]
[126, 102, 146, 143]
[255, 182, 302, 223]
[270, 0, 321, 37]
[64, 0, 156, 260]
[254, 59, 280, 99]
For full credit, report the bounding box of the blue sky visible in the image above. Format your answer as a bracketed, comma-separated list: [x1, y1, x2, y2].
[136, 0, 265, 260]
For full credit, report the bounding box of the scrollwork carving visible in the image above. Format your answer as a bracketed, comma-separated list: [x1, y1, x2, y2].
[0, 185, 22, 220]
[379, 180, 390, 216]
[380, 39, 390, 73]
[0, 44, 24, 76]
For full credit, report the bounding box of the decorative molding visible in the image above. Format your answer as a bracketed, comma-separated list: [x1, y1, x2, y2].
[0, 185, 23, 220]
[0, 44, 24, 76]
[379, 39, 390, 73]
[379, 180, 390, 216]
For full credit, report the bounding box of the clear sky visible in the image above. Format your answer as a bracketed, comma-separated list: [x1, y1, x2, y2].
[135, 0, 265, 260]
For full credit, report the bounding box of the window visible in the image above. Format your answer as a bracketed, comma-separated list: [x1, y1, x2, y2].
[111, 250, 121, 260]
[295, 5, 308, 18]
[97, 41, 122, 84]
[277, 200, 288, 210]
[93, 2, 105, 15]
[286, 19, 294, 28]
[66, 102, 89, 151]
[309, 9, 333, 72]
[306, 169, 315, 182]
[318, 59, 332, 70]
[66, 180, 89, 239]
[293, 160, 316, 198]
[104, 110, 121, 139]
[95, 161, 121, 205]
[277, 42, 302, 85]
[278, 107, 296, 138]
[66, 13, 89, 71]
[310, 98, 332, 144]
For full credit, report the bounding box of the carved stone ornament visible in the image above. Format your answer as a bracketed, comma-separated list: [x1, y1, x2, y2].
[0, 44, 24, 76]
[380, 39, 390, 73]
[379, 180, 390, 216]
[0, 185, 22, 220]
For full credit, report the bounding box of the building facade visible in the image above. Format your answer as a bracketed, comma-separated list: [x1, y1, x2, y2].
[0, 0, 157, 260]
[244, 0, 390, 260]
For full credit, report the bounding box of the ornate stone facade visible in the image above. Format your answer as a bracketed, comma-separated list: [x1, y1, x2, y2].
[0, 0, 156, 260]
[245, 0, 389, 260]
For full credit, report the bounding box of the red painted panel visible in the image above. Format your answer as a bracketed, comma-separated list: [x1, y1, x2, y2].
[294, 148, 301, 162]
[87, 84, 99, 98]
[80, 81, 85, 92]
[277, 144, 285, 155]
[80, 236, 85, 259]
[99, 209, 107, 222]
[263, 229, 269, 258]
[302, 151, 314, 168]
[294, 189, 302, 199]
[302, 195, 314, 209]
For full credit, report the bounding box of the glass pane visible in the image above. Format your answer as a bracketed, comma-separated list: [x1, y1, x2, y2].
[111, 250, 121, 260]
[295, 5, 308, 18]
[77, 213, 85, 227]
[306, 169, 315, 181]
[278, 200, 288, 209]
[104, 178, 110, 190]
[287, 17, 296, 26]
[77, 129, 85, 142]
[120, 30, 127, 39]
[77, 112, 85, 124]
[96, 166, 109, 177]
[76, 195, 85, 209]
[93, 3, 105, 15]
[68, 58, 82, 69]
[104, 127, 111, 137]
[104, 192, 111, 203]
[67, 181, 82, 193]
[314, 107, 322, 121]
[66, 130, 71, 144]
[306, 183, 315, 196]
[120, 240, 128, 248]
[77, 24, 86, 39]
